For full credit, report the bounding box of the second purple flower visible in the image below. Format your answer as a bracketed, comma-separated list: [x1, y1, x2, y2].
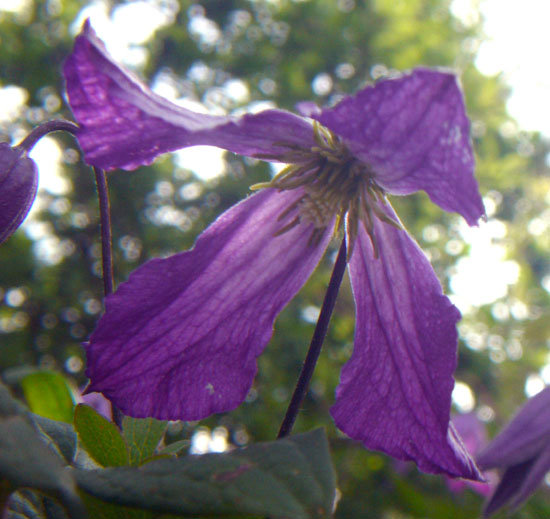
[64, 22, 485, 480]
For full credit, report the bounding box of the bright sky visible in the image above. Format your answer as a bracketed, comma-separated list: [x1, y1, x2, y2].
[448, 0, 550, 324]
[452, 0, 550, 135]
[475, 0, 550, 134]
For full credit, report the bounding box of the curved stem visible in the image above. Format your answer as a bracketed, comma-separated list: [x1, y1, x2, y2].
[15, 120, 124, 428]
[17, 119, 79, 152]
[93, 167, 114, 297]
[277, 236, 347, 438]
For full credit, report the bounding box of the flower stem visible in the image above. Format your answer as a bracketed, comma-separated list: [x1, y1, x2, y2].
[17, 119, 79, 152]
[15, 120, 123, 428]
[93, 167, 114, 297]
[93, 166, 124, 428]
[277, 236, 347, 439]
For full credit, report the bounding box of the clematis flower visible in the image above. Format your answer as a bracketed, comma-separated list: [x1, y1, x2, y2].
[0, 143, 38, 245]
[477, 387, 550, 516]
[64, 22, 485, 479]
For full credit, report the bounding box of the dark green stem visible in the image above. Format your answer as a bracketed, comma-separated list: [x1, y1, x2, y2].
[92, 166, 124, 428]
[93, 167, 114, 297]
[277, 237, 347, 438]
[15, 120, 124, 427]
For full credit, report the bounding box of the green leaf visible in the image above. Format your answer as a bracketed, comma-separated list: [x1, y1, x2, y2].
[80, 492, 153, 519]
[75, 429, 336, 519]
[159, 439, 189, 457]
[122, 416, 167, 466]
[74, 404, 128, 467]
[5, 489, 69, 519]
[0, 382, 85, 519]
[21, 372, 75, 423]
[30, 414, 77, 464]
[5, 489, 50, 519]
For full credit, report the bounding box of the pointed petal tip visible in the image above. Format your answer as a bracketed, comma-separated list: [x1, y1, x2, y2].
[64, 24, 315, 171]
[447, 424, 485, 481]
[80, 379, 93, 396]
[333, 211, 483, 480]
[316, 67, 483, 225]
[476, 386, 550, 471]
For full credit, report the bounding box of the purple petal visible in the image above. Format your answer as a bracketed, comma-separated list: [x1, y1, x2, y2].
[315, 69, 484, 226]
[452, 412, 487, 456]
[477, 386, 550, 469]
[483, 461, 533, 517]
[509, 444, 550, 510]
[482, 446, 550, 518]
[76, 390, 113, 422]
[0, 143, 38, 245]
[86, 188, 333, 420]
[295, 101, 322, 118]
[64, 22, 314, 171]
[331, 205, 481, 479]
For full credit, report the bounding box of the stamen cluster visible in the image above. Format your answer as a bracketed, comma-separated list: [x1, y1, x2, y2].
[253, 122, 401, 256]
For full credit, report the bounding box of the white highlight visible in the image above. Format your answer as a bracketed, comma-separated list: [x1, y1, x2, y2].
[453, 0, 550, 135]
[452, 381, 475, 412]
[449, 219, 520, 312]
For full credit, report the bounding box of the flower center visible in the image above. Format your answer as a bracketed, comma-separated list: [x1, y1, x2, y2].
[252, 121, 401, 257]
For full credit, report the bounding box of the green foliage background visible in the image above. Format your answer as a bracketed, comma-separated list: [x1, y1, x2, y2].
[1, 0, 550, 517]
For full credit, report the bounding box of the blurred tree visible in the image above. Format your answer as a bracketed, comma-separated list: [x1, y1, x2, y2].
[1, 0, 550, 517]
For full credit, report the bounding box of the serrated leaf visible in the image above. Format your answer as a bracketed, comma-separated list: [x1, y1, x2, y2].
[74, 404, 128, 467]
[122, 416, 167, 466]
[75, 429, 336, 519]
[0, 382, 85, 519]
[0, 416, 74, 491]
[21, 372, 75, 423]
[30, 414, 77, 464]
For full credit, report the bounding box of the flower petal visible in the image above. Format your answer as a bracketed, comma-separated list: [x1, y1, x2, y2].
[483, 444, 550, 518]
[509, 444, 550, 511]
[86, 187, 333, 420]
[0, 143, 38, 245]
[483, 461, 533, 517]
[315, 69, 484, 225]
[331, 205, 482, 479]
[477, 386, 550, 469]
[64, 22, 314, 171]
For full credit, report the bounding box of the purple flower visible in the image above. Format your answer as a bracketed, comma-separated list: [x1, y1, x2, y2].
[447, 413, 494, 496]
[477, 387, 550, 515]
[0, 143, 38, 245]
[64, 22, 485, 479]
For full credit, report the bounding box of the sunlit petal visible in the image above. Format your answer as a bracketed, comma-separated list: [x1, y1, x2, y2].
[64, 21, 314, 171]
[332, 205, 481, 479]
[477, 387, 550, 468]
[86, 188, 333, 420]
[316, 69, 484, 225]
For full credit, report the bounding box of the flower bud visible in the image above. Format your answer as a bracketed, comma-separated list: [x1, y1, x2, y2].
[0, 142, 38, 245]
